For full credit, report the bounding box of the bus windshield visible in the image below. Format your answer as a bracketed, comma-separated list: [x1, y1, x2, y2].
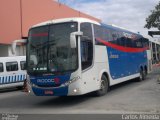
[27, 22, 78, 75]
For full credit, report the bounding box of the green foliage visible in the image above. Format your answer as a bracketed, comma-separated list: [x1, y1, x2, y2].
[145, 2, 160, 30]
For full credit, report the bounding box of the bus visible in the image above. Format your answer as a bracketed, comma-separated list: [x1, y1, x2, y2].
[0, 56, 26, 89]
[14, 17, 149, 96]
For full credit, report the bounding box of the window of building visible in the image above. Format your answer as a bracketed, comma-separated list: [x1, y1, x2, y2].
[20, 61, 26, 70]
[0, 63, 3, 72]
[6, 62, 18, 71]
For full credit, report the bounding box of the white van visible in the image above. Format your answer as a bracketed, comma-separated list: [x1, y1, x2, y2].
[0, 56, 26, 89]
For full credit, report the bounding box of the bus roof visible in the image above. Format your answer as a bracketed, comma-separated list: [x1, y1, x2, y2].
[32, 17, 100, 28]
[31, 17, 144, 38]
[101, 23, 143, 37]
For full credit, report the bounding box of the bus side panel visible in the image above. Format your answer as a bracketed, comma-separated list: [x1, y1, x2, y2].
[80, 45, 110, 94]
[126, 51, 147, 75]
[107, 47, 148, 80]
[107, 47, 127, 79]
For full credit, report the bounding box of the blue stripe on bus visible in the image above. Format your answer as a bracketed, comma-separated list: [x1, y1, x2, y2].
[21, 75, 22, 81]
[6, 76, 7, 83]
[17, 75, 19, 81]
[12, 76, 13, 82]
[3, 77, 4, 83]
[12, 76, 14, 82]
[4, 77, 5, 83]
[15, 75, 16, 82]
[18, 75, 19, 81]
[8, 76, 11, 83]
[7, 76, 9, 83]
[5, 76, 7, 83]
[10, 76, 11, 83]
[19, 75, 21, 81]
[8, 76, 10, 83]
[23, 75, 25, 80]
[2, 77, 4, 83]
[0, 74, 26, 85]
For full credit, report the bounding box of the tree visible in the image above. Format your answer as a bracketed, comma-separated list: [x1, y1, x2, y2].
[145, 2, 160, 30]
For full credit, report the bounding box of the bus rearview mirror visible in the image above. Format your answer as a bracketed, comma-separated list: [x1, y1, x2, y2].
[70, 32, 83, 48]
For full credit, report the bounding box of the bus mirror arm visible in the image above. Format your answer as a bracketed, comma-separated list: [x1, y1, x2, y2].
[70, 31, 83, 48]
[12, 39, 27, 55]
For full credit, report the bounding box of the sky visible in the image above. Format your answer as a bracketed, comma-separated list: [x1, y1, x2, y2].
[55, 0, 159, 37]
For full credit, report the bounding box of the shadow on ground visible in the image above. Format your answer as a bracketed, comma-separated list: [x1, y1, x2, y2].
[35, 94, 94, 108]
[0, 87, 21, 93]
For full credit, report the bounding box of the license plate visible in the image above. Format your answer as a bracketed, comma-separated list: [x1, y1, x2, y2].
[44, 90, 53, 95]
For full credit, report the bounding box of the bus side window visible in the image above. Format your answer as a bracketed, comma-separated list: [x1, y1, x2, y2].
[81, 40, 93, 70]
[142, 38, 149, 48]
[80, 23, 93, 70]
[125, 38, 133, 47]
[135, 37, 143, 48]
[0, 63, 3, 72]
[6, 62, 18, 72]
[20, 61, 26, 70]
[94, 24, 111, 45]
[94, 24, 103, 45]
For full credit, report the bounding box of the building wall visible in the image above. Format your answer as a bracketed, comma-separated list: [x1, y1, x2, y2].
[0, 45, 9, 57]
[0, 0, 21, 45]
[0, 44, 25, 57]
[0, 0, 100, 45]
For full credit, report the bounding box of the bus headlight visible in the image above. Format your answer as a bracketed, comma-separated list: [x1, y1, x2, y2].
[73, 89, 78, 93]
[61, 76, 80, 87]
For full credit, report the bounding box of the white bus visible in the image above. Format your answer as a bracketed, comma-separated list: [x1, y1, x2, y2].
[0, 56, 26, 89]
[13, 18, 149, 96]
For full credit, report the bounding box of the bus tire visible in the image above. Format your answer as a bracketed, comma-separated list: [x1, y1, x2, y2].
[137, 69, 144, 81]
[144, 67, 148, 79]
[95, 75, 109, 96]
[144, 66, 148, 76]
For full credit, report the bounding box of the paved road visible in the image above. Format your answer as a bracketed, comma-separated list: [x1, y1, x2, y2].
[0, 67, 160, 115]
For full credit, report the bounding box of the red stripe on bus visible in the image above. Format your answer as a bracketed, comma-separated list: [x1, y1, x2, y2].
[31, 33, 48, 37]
[96, 38, 148, 53]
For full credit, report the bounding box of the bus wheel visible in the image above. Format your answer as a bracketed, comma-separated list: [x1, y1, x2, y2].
[95, 75, 108, 96]
[138, 69, 144, 81]
[144, 68, 147, 79]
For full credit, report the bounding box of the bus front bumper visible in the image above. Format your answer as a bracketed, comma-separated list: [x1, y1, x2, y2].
[31, 86, 68, 96]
